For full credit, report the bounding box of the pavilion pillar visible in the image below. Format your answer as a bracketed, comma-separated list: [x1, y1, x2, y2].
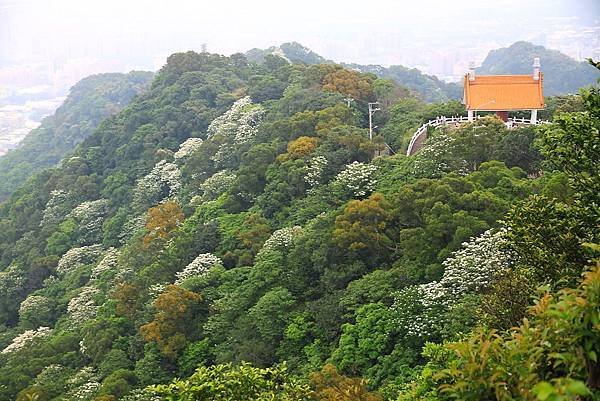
[530, 109, 538, 124]
[468, 109, 474, 121]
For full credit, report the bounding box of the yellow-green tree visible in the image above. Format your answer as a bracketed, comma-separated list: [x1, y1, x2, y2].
[322, 69, 374, 101]
[333, 193, 392, 256]
[310, 364, 383, 401]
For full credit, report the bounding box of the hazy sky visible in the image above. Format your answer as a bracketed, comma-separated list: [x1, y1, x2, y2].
[1, 0, 599, 69]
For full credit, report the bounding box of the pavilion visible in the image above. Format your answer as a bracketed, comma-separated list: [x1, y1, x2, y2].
[463, 58, 545, 124]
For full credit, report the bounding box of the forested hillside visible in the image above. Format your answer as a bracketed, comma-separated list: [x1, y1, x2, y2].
[0, 71, 153, 199]
[0, 50, 598, 401]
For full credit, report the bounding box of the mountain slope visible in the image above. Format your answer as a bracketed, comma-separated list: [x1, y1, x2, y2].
[478, 41, 600, 96]
[0, 50, 596, 401]
[0, 71, 153, 199]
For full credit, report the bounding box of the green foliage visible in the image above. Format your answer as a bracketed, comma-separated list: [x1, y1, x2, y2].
[152, 362, 312, 400]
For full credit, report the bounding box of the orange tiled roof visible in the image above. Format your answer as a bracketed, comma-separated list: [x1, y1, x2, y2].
[463, 74, 545, 111]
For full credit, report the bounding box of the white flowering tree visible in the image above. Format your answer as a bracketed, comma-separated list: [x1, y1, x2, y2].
[175, 253, 222, 284]
[34, 364, 69, 391]
[207, 97, 265, 168]
[333, 161, 378, 198]
[412, 132, 469, 178]
[133, 160, 182, 208]
[1, 326, 52, 354]
[40, 189, 73, 228]
[304, 156, 328, 191]
[256, 226, 303, 260]
[90, 247, 120, 280]
[121, 388, 162, 401]
[0, 264, 26, 300]
[390, 229, 513, 340]
[199, 170, 237, 201]
[174, 137, 204, 161]
[19, 294, 54, 328]
[67, 286, 101, 324]
[69, 199, 110, 245]
[56, 245, 104, 276]
[207, 96, 265, 144]
[65, 367, 101, 401]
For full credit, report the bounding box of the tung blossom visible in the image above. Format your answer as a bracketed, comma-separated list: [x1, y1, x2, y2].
[67, 286, 101, 324]
[70, 199, 110, 244]
[40, 189, 72, 227]
[56, 245, 104, 276]
[334, 161, 378, 197]
[175, 253, 222, 284]
[90, 248, 120, 280]
[200, 170, 237, 201]
[174, 137, 204, 160]
[2, 326, 52, 354]
[257, 226, 303, 259]
[133, 160, 182, 207]
[304, 156, 328, 190]
[391, 228, 513, 339]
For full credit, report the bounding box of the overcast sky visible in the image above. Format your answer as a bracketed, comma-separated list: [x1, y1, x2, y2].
[1, 0, 599, 69]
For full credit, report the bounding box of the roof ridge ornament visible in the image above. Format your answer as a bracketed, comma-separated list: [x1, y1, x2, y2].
[533, 57, 541, 80]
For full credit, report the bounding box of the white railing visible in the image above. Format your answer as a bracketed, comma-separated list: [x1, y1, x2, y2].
[406, 116, 550, 156]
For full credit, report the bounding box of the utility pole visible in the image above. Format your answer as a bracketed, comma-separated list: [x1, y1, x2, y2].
[368, 102, 380, 140]
[343, 97, 354, 108]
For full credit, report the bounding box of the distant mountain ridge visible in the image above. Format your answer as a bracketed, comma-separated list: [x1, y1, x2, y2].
[246, 42, 462, 103]
[0, 71, 153, 199]
[246, 41, 599, 102]
[477, 41, 600, 96]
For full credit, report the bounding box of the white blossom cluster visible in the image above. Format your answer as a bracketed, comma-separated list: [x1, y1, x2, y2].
[133, 160, 182, 207]
[257, 226, 303, 258]
[69, 199, 110, 244]
[18, 295, 50, 321]
[67, 286, 100, 324]
[70, 382, 100, 401]
[175, 253, 222, 284]
[148, 282, 168, 298]
[412, 133, 469, 178]
[56, 245, 104, 276]
[0, 264, 26, 297]
[423, 228, 513, 306]
[90, 248, 120, 280]
[200, 170, 237, 200]
[121, 388, 162, 401]
[333, 161, 378, 197]
[391, 229, 513, 339]
[207, 96, 265, 144]
[304, 156, 328, 189]
[174, 137, 204, 160]
[207, 97, 265, 168]
[1, 326, 52, 354]
[40, 189, 71, 227]
[391, 286, 440, 338]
